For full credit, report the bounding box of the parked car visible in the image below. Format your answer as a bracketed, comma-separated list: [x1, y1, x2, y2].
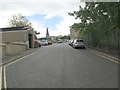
[47, 40, 52, 45]
[72, 39, 85, 49]
[39, 37, 52, 45]
[57, 40, 62, 43]
[41, 40, 48, 46]
[68, 40, 74, 46]
[34, 40, 41, 48]
[57, 39, 63, 43]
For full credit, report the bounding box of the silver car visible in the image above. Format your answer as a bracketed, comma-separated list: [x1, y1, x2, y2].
[72, 39, 85, 49]
[41, 40, 48, 46]
[68, 40, 74, 46]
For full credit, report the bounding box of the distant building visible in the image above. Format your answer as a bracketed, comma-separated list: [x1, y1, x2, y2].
[0, 26, 35, 58]
[70, 28, 79, 39]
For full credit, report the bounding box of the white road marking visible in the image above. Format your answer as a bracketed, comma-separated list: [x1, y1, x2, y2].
[4, 49, 39, 67]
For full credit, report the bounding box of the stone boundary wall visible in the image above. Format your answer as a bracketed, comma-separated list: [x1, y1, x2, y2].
[1, 42, 27, 58]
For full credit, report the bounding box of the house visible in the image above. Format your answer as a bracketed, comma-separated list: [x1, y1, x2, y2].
[0, 26, 35, 58]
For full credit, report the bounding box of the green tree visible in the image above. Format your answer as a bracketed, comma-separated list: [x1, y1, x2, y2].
[69, 2, 119, 55]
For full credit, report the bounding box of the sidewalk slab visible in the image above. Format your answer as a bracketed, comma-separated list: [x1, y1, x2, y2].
[2, 48, 39, 65]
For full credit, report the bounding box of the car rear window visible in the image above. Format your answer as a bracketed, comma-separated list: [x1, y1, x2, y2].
[77, 40, 83, 42]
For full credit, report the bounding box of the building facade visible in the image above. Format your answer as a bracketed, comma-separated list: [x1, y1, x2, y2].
[0, 27, 35, 58]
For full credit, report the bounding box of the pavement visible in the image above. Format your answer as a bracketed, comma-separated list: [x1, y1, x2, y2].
[2, 47, 39, 66]
[3, 43, 118, 88]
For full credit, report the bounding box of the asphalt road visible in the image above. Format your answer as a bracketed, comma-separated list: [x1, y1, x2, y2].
[5, 43, 118, 88]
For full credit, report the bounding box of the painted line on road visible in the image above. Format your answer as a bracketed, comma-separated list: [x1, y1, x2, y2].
[2, 49, 39, 89]
[2, 49, 39, 67]
[91, 49, 120, 61]
[90, 49, 120, 64]
[94, 52, 119, 64]
[2, 67, 7, 90]
[0, 68, 1, 89]
[3, 49, 39, 67]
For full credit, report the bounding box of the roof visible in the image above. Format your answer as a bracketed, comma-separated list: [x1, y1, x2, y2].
[0, 26, 32, 32]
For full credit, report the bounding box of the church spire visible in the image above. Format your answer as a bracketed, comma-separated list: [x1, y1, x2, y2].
[46, 28, 49, 37]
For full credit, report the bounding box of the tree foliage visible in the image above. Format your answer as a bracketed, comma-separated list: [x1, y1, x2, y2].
[69, 2, 119, 54]
[9, 14, 32, 27]
[55, 35, 70, 40]
[8, 14, 40, 35]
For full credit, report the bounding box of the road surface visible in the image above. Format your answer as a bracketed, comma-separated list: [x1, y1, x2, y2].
[4, 43, 118, 88]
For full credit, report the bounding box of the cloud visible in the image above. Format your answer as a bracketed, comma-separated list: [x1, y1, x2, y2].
[0, 0, 85, 36]
[32, 21, 46, 38]
[0, 0, 80, 3]
[55, 14, 80, 36]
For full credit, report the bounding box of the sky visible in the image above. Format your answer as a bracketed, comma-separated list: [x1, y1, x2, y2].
[0, 0, 85, 37]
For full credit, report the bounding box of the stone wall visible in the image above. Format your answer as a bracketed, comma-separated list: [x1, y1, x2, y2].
[1, 28, 35, 58]
[0, 44, 6, 58]
[1, 42, 27, 58]
[2, 31, 28, 43]
[70, 28, 79, 39]
[5, 42, 26, 56]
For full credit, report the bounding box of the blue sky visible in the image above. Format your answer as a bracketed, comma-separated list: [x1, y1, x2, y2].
[27, 14, 63, 31]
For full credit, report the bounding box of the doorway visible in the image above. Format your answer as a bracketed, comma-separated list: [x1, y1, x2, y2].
[28, 34, 33, 48]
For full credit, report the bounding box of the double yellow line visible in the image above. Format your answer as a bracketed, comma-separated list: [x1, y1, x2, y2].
[0, 67, 2, 90]
[90, 49, 120, 64]
[0, 66, 7, 90]
[2, 49, 39, 89]
[3, 67, 7, 89]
